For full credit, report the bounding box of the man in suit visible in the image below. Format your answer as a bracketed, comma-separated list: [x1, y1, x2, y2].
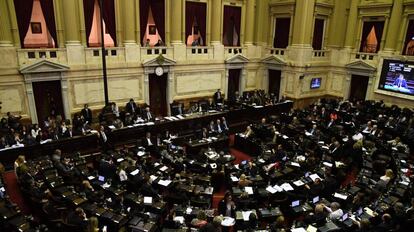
[98, 125, 110, 151]
[215, 119, 223, 134]
[125, 98, 139, 115]
[80, 104, 92, 124]
[213, 89, 223, 105]
[142, 107, 154, 121]
[142, 132, 159, 157]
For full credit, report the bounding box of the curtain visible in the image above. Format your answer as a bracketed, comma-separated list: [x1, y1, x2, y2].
[14, 0, 34, 48]
[373, 21, 384, 52]
[151, 0, 165, 42]
[139, 0, 150, 45]
[185, 1, 207, 45]
[360, 21, 384, 52]
[273, 18, 290, 48]
[403, 20, 414, 55]
[312, 18, 324, 50]
[39, 0, 58, 48]
[102, 0, 117, 46]
[223, 5, 241, 46]
[83, 0, 95, 46]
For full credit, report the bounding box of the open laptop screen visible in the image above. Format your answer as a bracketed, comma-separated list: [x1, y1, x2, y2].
[291, 200, 300, 207]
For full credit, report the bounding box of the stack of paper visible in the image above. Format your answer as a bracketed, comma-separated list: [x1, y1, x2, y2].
[333, 192, 348, 200]
[244, 187, 253, 195]
[158, 180, 172, 187]
[280, 183, 294, 191]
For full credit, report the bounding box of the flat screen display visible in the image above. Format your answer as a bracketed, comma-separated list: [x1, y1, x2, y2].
[378, 59, 414, 95]
[310, 78, 321, 89]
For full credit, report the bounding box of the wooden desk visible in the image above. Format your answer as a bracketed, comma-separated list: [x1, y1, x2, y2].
[0, 102, 293, 169]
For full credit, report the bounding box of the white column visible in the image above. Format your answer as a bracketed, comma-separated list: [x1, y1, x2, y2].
[240, 68, 247, 93]
[25, 78, 39, 124]
[167, 70, 174, 116]
[263, 67, 269, 93]
[60, 73, 71, 120]
[224, 69, 229, 99]
[144, 70, 150, 104]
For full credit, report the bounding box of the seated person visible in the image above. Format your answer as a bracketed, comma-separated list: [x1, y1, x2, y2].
[238, 174, 252, 187]
[218, 191, 236, 217]
[304, 204, 326, 227]
[191, 210, 208, 228]
[199, 127, 209, 139]
[323, 202, 343, 221]
[208, 121, 216, 134]
[304, 177, 325, 197]
[66, 208, 88, 229]
[243, 125, 253, 138]
[142, 107, 154, 121]
[215, 119, 224, 134]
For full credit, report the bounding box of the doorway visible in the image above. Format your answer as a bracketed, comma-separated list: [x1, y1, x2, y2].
[32, 80, 64, 126]
[228, 69, 241, 100]
[149, 73, 168, 117]
[349, 74, 369, 101]
[268, 69, 281, 99]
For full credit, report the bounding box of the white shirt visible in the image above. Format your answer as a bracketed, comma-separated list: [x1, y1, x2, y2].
[147, 138, 153, 146]
[119, 170, 128, 181]
[101, 131, 107, 142]
[31, 128, 41, 138]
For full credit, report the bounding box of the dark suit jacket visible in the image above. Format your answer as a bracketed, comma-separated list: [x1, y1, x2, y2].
[142, 111, 154, 121]
[80, 108, 92, 123]
[218, 199, 235, 217]
[214, 91, 223, 103]
[141, 137, 155, 148]
[126, 102, 138, 114]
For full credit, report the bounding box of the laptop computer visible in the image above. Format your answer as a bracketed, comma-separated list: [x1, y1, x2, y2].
[291, 200, 302, 213]
[312, 196, 320, 204]
[340, 213, 353, 227]
[98, 175, 105, 183]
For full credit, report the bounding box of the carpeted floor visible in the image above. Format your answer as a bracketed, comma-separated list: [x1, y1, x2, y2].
[2, 171, 31, 214]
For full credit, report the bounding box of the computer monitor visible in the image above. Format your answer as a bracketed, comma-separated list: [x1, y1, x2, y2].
[291, 200, 300, 207]
[241, 160, 247, 165]
[305, 172, 311, 178]
[341, 213, 348, 222]
[312, 196, 320, 204]
[98, 175, 105, 182]
[357, 207, 363, 216]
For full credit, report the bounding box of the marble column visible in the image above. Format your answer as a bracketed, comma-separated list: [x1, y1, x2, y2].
[244, 0, 255, 46]
[0, 0, 14, 46]
[211, 0, 222, 45]
[61, 0, 81, 44]
[326, 0, 347, 48]
[170, 0, 183, 44]
[383, 0, 403, 52]
[291, 0, 315, 47]
[344, 0, 359, 48]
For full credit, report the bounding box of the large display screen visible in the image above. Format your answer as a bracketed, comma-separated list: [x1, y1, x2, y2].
[378, 59, 414, 95]
[310, 78, 321, 89]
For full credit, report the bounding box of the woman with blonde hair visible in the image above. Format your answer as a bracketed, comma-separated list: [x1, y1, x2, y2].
[87, 216, 99, 232]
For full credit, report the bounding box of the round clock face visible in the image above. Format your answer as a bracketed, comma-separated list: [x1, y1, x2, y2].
[155, 66, 164, 76]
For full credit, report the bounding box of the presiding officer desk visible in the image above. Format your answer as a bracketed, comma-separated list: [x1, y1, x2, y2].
[0, 101, 293, 169]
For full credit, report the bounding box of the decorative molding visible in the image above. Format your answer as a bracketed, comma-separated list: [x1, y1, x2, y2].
[345, 60, 377, 74]
[142, 55, 176, 67]
[261, 55, 287, 69]
[19, 59, 69, 74]
[225, 54, 249, 64]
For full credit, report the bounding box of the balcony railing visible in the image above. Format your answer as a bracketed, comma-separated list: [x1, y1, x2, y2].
[268, 48, 287, 56]
[85, 47, 125, 64]
[224, 47, 244, 58]
[353, 52, 378, 61]
[17, 48, 67, 66]
[312, 50, 328, 57]
[186, 46, 213, 60]
[140, 46, 172, 60]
